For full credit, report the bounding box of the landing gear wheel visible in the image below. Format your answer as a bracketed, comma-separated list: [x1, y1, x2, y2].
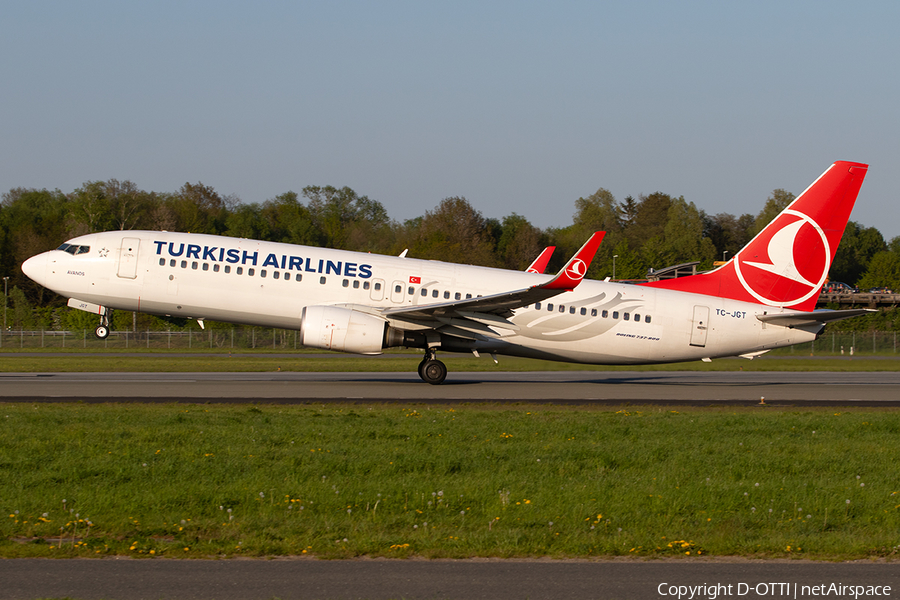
[95, 325, 110, 339]
[420, 359, 447, 385]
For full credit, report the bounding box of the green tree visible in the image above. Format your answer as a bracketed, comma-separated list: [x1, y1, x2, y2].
[752, 189, 795, 235]
[830, 221, 886, 285]
[168, 182, 228, 234]
[496, 213, 546, 270]
[856, 250, 900, 292]
[402, 197, 497, 266]
[662, 198, 717, 269]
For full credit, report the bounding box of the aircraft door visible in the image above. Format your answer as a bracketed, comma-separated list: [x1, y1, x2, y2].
[390, 280, 405, 304]
[117, 238, 141, 279]
[369, 278, 385, 301]
[690, 305, 709, 347]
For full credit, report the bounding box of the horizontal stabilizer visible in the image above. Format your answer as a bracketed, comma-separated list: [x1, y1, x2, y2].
[756, 309, 875, 328]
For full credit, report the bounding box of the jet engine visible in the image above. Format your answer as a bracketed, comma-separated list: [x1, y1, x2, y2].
[300, 305, 408, 355]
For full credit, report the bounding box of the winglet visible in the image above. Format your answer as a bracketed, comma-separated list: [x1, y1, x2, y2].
[542, 232, 605, 291]
[526, 246, 556, 273]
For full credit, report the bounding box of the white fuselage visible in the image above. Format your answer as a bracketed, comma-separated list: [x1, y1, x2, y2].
[24, 231, 819, 364]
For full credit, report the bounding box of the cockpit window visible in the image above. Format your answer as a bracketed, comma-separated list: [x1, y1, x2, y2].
[57, 243, 91, 255]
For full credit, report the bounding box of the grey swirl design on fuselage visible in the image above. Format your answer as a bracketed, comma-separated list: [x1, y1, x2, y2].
[512, 292, 645, 342]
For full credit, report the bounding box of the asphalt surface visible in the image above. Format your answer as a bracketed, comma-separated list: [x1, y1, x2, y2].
[1, 370, 900, 406]
[1, 557, 898, 600]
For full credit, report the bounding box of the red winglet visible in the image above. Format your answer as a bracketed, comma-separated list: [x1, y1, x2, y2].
[526, 246, 556, 274]
[543, 232, 605, 291]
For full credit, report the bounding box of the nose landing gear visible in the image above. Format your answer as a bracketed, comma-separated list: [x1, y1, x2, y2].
[417, 348, 447, 385]
[95, 310, 112, 339]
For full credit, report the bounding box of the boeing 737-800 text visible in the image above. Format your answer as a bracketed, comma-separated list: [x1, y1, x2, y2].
[22, 161, 871, 384]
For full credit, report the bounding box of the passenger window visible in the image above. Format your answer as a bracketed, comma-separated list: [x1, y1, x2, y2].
[535, 302, 542, 310]
[634, 313, 640, 321]
[395, 284, 402, 294]
[159, 258, 165, 266]
[580, 307, 587, 316]
[613, 311, 619, 319]
[353, 280, 360, 289]
[466, 293, 472, 299]
[374, 282, 381, 291]
[320, 276, 327, 284]
[170, 259, 176, 267]
[260, 270, 266, 278]
[202, 263, 209, 271]
[444, 291, 450, 299]
[282, 272, 288, 280]
[273, 271, 279, 279]
[548, 304, 554, 311]
[455, 292, 461, 300]
[591, 309, 597, 317]
[602, 310, 608, 318]
[192, 262, 198, 270]
[236, 267, 243, 275]
[559, 305, 565, 313]
[432, 290, 439, 298]
[645, 315, 651, 323]
[248, 268, 255, 276]
[181, 261, 187, 269]
[296, 274, 302, 282]
[408, 286, 415, 295]
[224, 265, 231, 274]
[343, 279, 349, 288]
[569, 307, 576, 314]
[623, 313, 630, 321]
[364, 281, 371, 290]
[213, 264, 220, 273]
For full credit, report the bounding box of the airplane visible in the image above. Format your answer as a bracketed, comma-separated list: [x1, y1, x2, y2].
[22, 161, 872, 384]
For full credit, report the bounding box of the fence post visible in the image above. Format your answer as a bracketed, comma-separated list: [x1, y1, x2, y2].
[231, 328, 234, 349]
[189, 328, 192, 349]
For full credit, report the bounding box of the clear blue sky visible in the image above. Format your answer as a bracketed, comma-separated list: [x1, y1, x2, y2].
[3, 1, 898, 238]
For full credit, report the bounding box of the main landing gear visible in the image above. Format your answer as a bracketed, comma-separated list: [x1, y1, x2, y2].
[418, 348, 447, 385]
[95, 310, 111, 339]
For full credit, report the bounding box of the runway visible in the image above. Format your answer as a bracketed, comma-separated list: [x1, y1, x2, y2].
[1, 370, 899, 405]
[1, 557, 898, 600]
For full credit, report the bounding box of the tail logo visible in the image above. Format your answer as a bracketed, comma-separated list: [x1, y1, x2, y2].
[565, 259, 587, 281]
[733, 209, 830, 307]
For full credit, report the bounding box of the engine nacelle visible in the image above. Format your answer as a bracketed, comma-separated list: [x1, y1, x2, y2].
[300, 306, 392, 355]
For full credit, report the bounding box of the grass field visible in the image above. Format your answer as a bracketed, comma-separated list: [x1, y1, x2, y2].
[2, 403, 899, 559]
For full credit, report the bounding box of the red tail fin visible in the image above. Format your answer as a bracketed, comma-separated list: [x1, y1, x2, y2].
[642, 161, 868, 311]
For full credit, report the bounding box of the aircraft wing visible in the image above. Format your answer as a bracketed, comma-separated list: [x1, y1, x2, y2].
[756, 308, 876, 328]
[379, 232, 604, 334]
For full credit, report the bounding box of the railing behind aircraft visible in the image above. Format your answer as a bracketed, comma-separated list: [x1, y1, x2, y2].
[0, 328, 898, 355]
[0, 328, 303, 351]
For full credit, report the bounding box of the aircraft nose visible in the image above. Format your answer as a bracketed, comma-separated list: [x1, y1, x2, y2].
[21, 253, 48, 286]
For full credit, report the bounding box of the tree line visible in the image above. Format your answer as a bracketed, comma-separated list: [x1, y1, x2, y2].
[1, 178, 897, 331]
